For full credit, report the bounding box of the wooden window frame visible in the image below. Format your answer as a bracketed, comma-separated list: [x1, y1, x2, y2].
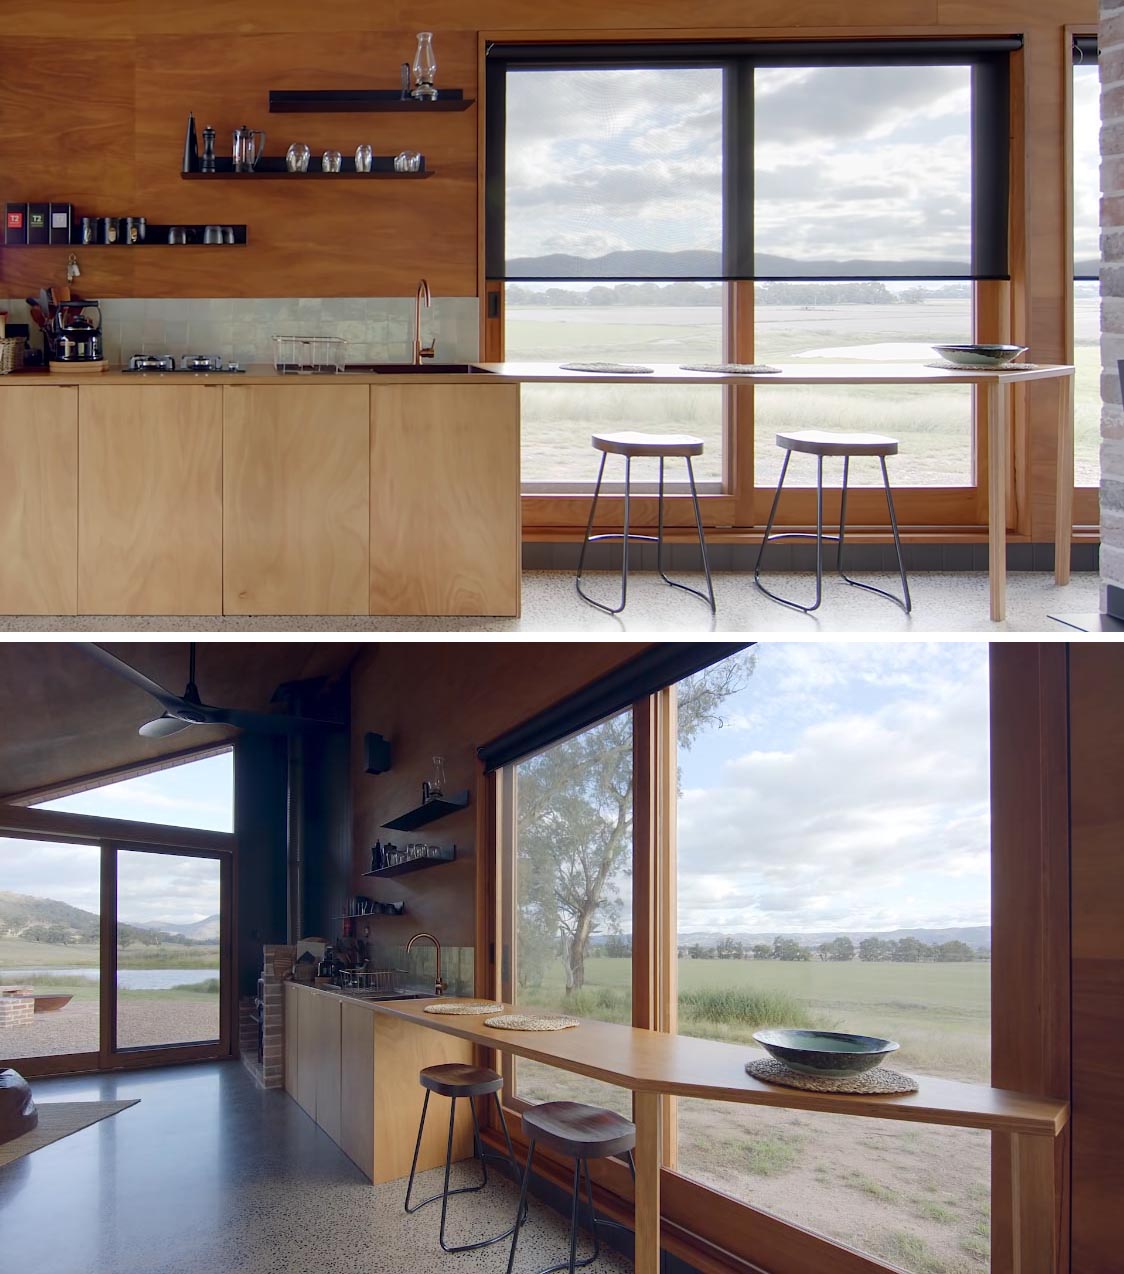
[482, 30, 1032, 540]
[479, 645, 1070, 1274]
[0, 804, 236, 1079]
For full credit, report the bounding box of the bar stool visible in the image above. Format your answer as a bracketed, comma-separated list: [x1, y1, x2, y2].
[506, 1101, 637, 1274]
[576, 431, 716, 615]
[404, 1062, 524, 1253]
[754, 430, 912, 614]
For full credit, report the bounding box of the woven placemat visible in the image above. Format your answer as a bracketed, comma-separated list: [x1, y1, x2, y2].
[679, 362, 782, 374]
[424, 1001, 504, 1016]
[559, 361, 654, 374]
[484, 1013, 581, 1031]
[926, 360, 1045, 372]
[745, 1057, 918, 1094]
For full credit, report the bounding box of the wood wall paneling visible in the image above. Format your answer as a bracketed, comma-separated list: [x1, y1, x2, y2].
[222, 384, 370, 614]
[369, 383, 520, 616]
[1069, 646, 1124, 1274]
[77, 384, 223, 614]
[0, 387, 78, 615]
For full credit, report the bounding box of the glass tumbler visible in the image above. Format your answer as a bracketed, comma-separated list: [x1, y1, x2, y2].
[321, 150, 343, 173]
[354, 143, 374, 173]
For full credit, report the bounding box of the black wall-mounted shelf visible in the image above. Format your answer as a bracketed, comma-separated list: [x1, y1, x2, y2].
[363, 846, 457, 878]
[269, 88, 473, 113]
[182, 156, 429, 180]
[5, 223, 248, 247]
[381, 790, 469, 832]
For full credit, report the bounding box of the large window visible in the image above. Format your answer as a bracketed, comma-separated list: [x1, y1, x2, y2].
[492, 40, 1011, 512]
[1073, 38, 1100, 488]
[672, 645, 991, 1274]
[492, 643, 1004, 1274]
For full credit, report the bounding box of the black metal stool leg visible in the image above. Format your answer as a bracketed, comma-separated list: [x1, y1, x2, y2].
[575, 452, 633, 615]
[506, 1139, 537, 1274]
[754, 449, 824, 613]
[495, 1094, 529, 1221]
[566, 1159, 582, 1274]
[649, 454, 717, 611]
[836, 456, 912, 613]
[403, 1088, 431, 1213]
[837, 455, 851, 578]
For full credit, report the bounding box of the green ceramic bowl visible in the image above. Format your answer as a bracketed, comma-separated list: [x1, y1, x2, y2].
[932, 343, 1027, 367]
[752, 1028, 900, 1077]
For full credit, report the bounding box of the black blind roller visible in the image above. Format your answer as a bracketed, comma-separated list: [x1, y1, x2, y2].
[477, 642, 752, 774]
[486, 37, 1019, 282]
[1072, 34, 1100, 281]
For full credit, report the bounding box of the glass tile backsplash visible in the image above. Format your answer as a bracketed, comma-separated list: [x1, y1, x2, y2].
[1, 295, 480, 368]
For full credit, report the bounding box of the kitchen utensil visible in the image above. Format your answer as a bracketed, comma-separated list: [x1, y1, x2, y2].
[411, 31, 437, 100]
[167, 226, 187, 245]
[321, 150, 342, 173]
[285, 142, 310, 173]
[203, 225, 223, 244]
[354, 143, 373, 173]
[201, 126, 216, 172]
[752, 1028, 900, 1077]
[233, 124, 266, 172]
[931, 343, 1027, 367]
[51, 300, 103, 363]
[394, 150, 423, 173]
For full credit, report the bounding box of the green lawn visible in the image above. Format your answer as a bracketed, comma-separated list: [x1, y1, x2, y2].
[0, 935, 220, 970]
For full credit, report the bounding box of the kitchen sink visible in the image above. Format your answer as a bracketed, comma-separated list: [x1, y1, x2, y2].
[333, 988, 431, 1001]
[339, 362, 494, 375]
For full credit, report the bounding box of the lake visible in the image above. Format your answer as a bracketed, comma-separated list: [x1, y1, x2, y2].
[0, 967, 218, 989]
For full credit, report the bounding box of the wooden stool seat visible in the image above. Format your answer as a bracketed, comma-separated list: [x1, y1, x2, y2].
[521, 1101, 637, 1160]
[776, 430, 899, 458]
[419, 1062, 503, 1098]
[592, 431, 704, 458]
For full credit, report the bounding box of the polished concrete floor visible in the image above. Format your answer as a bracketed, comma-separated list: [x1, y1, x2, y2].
[0, 568, 1100, 633]
[0, 1063, 632, 1274]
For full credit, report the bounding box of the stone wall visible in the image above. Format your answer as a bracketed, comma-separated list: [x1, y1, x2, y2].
[1102, 4, 1124, 598]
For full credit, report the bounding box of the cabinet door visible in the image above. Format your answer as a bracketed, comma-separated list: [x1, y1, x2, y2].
[0, 386, 77, 614]
[314, 992, 342, 1145]
[78, 385, 223, 614]
[339, 1001, 374, 1179]
[283, 983, 300, 1103]
[294, 987, 318, 1119]
[223, 385, 370, 615]
[370, 383, 520, 616]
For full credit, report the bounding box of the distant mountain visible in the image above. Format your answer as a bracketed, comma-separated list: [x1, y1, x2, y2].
[506, 248, 976, 280]
[133, 915, 221, 942]
[0, 891, 190, 947]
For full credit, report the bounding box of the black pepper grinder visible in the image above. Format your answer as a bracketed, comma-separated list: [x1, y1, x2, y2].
[370, 839, 383, 873]
[201, 126, 216, 173]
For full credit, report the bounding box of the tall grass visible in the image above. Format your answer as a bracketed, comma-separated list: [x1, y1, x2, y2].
[679, 988, 818, 1031]
[0, 971, 97, 987]
[170, 978, 220, 994]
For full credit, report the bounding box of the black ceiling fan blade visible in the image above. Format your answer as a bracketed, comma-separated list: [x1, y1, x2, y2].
[138, 714, 196, 739]
[204, 706, 346, 735]
[76, 642, 190, 713]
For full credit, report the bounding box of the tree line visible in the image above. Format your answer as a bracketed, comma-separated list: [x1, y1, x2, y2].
[675, 934, 986, 963]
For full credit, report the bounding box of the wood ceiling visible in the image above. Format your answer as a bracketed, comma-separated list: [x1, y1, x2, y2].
[0, 641, 366, 800]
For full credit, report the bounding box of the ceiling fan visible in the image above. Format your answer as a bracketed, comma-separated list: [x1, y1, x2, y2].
[77, 642, 346, 739]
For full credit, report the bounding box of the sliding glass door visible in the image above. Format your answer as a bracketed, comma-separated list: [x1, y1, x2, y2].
[113, 848, 225, 1054]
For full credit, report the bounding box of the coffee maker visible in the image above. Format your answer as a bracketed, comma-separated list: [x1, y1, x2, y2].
[51, 300, 103, 362]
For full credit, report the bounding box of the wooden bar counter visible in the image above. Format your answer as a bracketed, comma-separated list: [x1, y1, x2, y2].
[286, 986, 1069, 1274]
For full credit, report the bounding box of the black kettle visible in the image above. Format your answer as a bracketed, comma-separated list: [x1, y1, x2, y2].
[53, 300, 103, 362]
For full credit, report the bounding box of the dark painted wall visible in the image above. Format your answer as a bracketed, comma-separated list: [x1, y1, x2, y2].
[233, 733, 289, 999]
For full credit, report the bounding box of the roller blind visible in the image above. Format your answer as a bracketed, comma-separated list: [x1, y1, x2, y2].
[1073, 35, 1100, 281]
[486, 38, 1018, 283]
[477, 642, 752, 773]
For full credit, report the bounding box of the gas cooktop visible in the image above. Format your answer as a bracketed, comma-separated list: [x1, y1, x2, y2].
[122, 354, 245, 374]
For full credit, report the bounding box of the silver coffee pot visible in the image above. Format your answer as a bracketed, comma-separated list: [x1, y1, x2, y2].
[233, 125, 266, 172]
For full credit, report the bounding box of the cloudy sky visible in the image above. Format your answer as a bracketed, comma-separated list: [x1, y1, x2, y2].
[674, 642, 990, 935]
[2, 751, 232, 924]
[505, 63, 974, 272]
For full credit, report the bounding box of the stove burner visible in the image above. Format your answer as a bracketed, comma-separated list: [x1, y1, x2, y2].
[122, 353, 245, 374]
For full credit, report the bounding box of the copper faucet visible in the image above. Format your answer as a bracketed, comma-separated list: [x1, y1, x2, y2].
[406, 932, 446, 996]
[413, 278, 436, 365]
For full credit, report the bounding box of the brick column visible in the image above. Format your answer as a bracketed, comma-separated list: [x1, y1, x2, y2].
[1103, 4, 1124, 598]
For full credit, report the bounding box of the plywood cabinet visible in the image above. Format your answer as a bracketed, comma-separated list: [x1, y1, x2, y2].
[370, 383, 520, 616]
[77, 384, 223, 614]
[222, 385, 370, 615]
[339, 1001, 375, 1178]
[284, 982, 300, 1106]
[294, 984, 319, 1119]
[0, 386, 77, 615]
[313, 992, 343, 1144]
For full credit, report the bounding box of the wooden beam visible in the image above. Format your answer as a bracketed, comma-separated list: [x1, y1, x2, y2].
[0, 803, 236, 854]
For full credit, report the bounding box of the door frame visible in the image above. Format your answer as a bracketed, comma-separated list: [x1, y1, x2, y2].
[0, 805, 236, 1078]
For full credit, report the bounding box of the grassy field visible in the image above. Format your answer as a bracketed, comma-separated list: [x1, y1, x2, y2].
[0, 935, 220, 970]
[508, 298, 1102, 490]
[516, 956, 991, 1274]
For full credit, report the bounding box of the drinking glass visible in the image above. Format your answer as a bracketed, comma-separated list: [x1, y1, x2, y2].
[354, 144, 374, 173]
[322, 150, 343, 173]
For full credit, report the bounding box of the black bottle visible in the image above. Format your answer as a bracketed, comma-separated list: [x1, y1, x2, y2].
[182, 113, 199, 174]
[370, 839, 383, 873]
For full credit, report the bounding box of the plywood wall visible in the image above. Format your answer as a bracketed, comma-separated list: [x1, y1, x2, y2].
[0, 0, 1095, 304]
[346, 642, 650, 948]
